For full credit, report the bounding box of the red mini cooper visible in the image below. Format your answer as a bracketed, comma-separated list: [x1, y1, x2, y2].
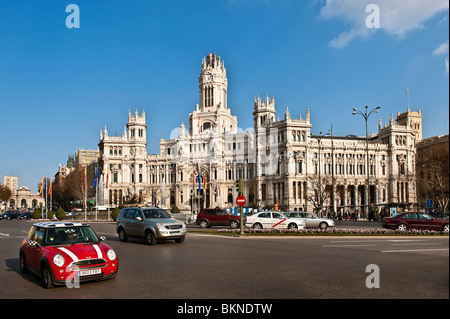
[19, 222, 118, 288]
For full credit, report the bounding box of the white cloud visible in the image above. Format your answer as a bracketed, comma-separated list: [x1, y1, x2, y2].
[433, 41, 449, 73]
[433, 41, 449, 56]
[319, 0, 449, 48]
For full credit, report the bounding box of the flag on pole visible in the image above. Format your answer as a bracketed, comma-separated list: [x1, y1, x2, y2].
[83, 165, 87, 189]
[93, 166, 98, 188]
[49, 180, 52, 196]
[39, 177, 43, 195]
[106, 166, 109, 189]
[204, 172, 207, 191]
[197, 172, 201, 191]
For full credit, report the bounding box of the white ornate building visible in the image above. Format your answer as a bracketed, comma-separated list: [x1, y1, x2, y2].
[97, 53, 420, 216]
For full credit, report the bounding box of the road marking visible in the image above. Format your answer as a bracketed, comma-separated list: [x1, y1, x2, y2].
[323, 244, 377, 247]
[0, 232, 10, 237]
[392, 243, 442, 246]
[382, 248, 449, 253]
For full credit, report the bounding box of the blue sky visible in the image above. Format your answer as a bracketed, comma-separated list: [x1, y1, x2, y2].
[1, 0, 448, 191]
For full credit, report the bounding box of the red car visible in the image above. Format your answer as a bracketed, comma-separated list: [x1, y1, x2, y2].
[19, 222, 118, 288]
[196, 208, 243, 228]
[382, 212, 449, 232]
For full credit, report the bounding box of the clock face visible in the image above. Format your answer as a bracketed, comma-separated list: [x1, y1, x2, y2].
[206, 74, 212, 81]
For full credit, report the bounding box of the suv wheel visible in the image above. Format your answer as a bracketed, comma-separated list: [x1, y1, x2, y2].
[230, 220, 239, 229]
[118, 228, 128, 242]
[175, 236, 185, 243]
[145, 230, 157, 245]
[199, 220, 209, 228]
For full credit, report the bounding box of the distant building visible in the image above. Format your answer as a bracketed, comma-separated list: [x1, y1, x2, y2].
[2, 176, 44, 210]
[95, 53, 421, 218]
[415, 134, 449, 213]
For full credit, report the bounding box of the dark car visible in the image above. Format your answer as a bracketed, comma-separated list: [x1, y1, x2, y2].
[196, 208, 242, 228]
[3, 210, 20, 220]
[19, 212, 32, 220]
[382, 212, 449, 232]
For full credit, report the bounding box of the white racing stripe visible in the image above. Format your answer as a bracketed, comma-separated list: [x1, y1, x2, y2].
[58, 247, 79, 262]
[93, 244, 103, 258]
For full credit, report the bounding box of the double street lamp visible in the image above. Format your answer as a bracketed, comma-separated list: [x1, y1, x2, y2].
[352, 105, 381, 218]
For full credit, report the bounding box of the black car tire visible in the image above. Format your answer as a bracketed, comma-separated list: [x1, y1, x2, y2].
[230, 220, 239, 229]
[175, 236, 185, 243]
[199, 220, 209, 228]
[443, 224, 449, 232]
[319, 222, 328, 229]
[118, 228, 128, 242]
[19, 251, 28, 274]
[288, 223, 298, 230]
[41, 264, 54, 289]
[145, 230, 157, 245]
[397, 224, 408, 231]
[253, 223, 263, 229]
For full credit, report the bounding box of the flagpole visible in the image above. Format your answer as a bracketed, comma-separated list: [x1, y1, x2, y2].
[84, 165, 87, 221]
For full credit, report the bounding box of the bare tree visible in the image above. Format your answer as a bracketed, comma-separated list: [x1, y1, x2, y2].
[306, 174, 331, 214]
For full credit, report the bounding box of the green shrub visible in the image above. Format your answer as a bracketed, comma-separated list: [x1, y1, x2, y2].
[56, 207, 66, 220]
[111, 207, 121, 221]
[171, 205, 180, 214]
[32, 208, 42, 219]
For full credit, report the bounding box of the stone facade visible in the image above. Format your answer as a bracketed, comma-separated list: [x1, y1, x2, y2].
[97, 53, 420, 217]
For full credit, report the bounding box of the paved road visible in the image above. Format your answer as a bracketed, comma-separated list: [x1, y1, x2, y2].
[0, 220, 448, 300]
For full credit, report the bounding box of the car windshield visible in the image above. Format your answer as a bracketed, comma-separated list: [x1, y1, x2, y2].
[44, 226, 99, 246]
[143, 209, 171, 219]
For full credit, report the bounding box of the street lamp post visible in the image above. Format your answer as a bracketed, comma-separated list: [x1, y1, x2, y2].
[352, 105, 381, 219]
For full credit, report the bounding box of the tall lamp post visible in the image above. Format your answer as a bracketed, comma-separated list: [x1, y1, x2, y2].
[311, 131, 330, 217]
[352, 105, 381, 219]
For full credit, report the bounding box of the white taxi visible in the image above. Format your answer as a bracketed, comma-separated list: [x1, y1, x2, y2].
[245, 211, 305, 230]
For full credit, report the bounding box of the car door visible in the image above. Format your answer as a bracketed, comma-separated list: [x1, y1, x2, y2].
[403, 213, 420, 229]
[417, 213, 439, 231]
[215, 210, 228, 226]
[27, 226, 45, 272]
[257, 212, 271, 228]
[271, 212, 288, 228]
[122, 209, 137, 236]
[304, 212, 319, 228]
[132, 210, 146, 237]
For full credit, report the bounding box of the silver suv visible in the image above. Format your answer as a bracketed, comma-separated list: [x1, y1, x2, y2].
[116, 206, 186, 245]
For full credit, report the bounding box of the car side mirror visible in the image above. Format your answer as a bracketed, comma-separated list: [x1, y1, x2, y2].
[100, 236, 106, 241]
[136, 216, 143, 221]
[28, 240, 38, 247]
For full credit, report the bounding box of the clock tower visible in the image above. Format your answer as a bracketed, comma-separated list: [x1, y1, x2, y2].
[189, 53, 237, 135]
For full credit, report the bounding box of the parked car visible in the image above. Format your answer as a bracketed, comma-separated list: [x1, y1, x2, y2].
[19, 222, 118, 288]
[382, 212, 449, 232]
[283, 211, 335, 229]
[196, 208, 243, 228]
[245, 211, 305, 230]
[2, 210, 19, 220]
[116, 206, 186, 245]
[19, 212, 32, 220]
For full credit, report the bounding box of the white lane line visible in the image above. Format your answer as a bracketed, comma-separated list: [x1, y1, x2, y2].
[322, 244, 377, 247]
[392, 243, 442, 246]
[382, 248, 449, 253]
[0, 232, 10, 237]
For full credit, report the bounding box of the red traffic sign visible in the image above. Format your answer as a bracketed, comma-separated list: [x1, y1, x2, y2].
[236, 195, 246, 207]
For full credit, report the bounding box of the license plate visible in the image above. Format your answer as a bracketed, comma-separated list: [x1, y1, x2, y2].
[170, 231, 180, 235]
[79, 268, 101, 276]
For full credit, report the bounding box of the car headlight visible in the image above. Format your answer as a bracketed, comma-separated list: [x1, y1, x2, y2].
[53, 254, 65, 267]
[156, 223, 166, 231]
[107, 249, 116, 261]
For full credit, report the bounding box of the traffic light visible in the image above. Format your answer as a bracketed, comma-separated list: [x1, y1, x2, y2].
[235, 179, 242, 195]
